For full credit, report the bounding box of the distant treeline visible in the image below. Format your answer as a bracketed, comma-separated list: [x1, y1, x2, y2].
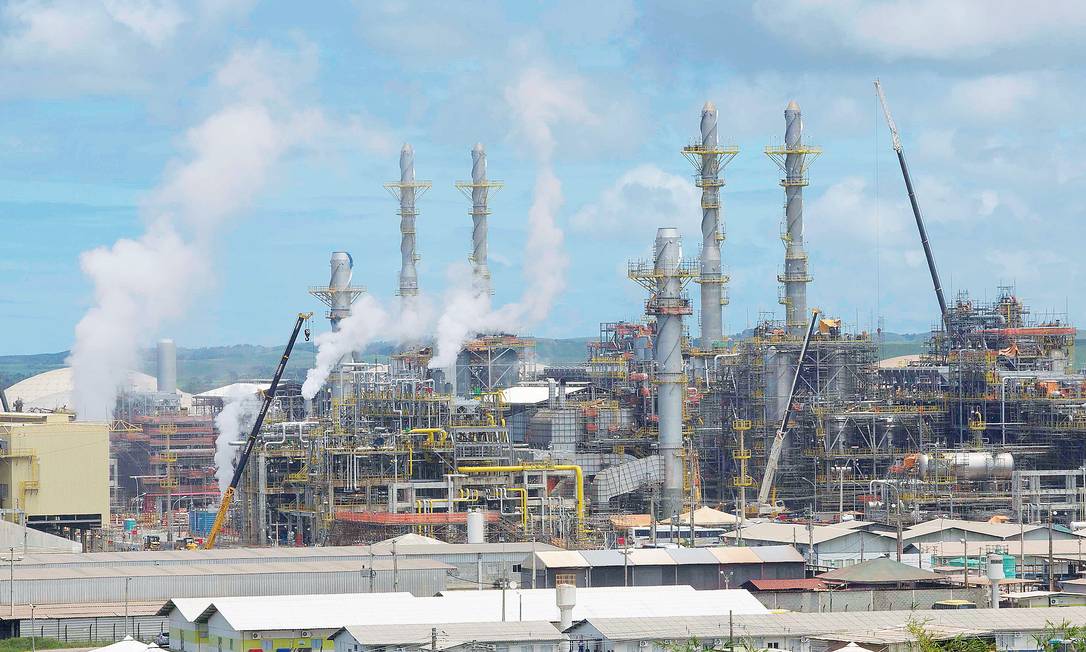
[1, 332, 1082, 395]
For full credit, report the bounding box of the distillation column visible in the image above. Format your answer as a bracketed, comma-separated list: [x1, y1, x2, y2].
[652, 228, 691, 517]
[682, 102, 738, 349]
[766, 101, 820, 336]
[456, 143, 503, 300]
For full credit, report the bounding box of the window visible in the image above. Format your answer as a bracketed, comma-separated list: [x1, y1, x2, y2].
[767, 644, 779, 649]
[513, 564, 523, 573]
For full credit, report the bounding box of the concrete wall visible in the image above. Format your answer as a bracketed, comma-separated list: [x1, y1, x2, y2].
[753, 587, 989, 612]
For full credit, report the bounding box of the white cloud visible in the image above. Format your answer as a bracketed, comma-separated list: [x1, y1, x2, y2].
[571, 165, 699, 240]
[0, 0, 254, 96]
[948, 74, 1038, 120]
[753, 0, 1086, 60]
[102, 0, 186, 47]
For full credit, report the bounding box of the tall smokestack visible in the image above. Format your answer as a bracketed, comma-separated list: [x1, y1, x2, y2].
[633, 227, 693, 519]
[156, 339, 177, 394]
[456, 143, 503, 299]
[385, 144, 432, 298]
[682, 102, 737, 349]
[309, 252, 364, 403]
[766, 101, 820, 336]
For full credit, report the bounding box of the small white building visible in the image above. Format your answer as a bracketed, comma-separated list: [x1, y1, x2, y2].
[331, 621, 565, 652]
[567, 607, 1086, 652]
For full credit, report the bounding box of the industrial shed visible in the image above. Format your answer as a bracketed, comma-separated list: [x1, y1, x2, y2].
[331, 621, 566, 652]
[567, 606, 1086, 652]
[520, 545, 804, 589]
[0, 557, 451, 604]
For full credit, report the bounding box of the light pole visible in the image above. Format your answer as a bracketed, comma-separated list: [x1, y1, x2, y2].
[8, 546, 14, 617]
[29, 603, 35, 652]
[124, 576, 131, 637]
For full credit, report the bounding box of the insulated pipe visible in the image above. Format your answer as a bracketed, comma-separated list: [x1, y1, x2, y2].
[699, 101, 724, 347]
[457, 464, 584, 534]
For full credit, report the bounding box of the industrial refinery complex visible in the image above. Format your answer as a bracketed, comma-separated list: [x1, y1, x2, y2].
[3, 81, 1086, 651]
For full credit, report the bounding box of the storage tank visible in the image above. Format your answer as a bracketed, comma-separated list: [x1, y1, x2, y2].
[466, 509, 486, 544]
[156, 339, 177, 394]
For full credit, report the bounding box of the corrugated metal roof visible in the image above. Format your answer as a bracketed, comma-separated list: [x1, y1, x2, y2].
[531, 551, 588, 568]
[902, 518, 1044, 540]
[580, 550, 626, 567]
[665, 548, 719, 565]
[337, 621, 565, 646]
[748, 545, 805, 563]
[817, 557, 943, 584]
[573, 607, 1086, 641]
[707, 547, 762, 564]
[16, 541, 558, 569]
[192, 587, 767, 632]
[6, 558, 450, 581]
[625, 548, 675, 566]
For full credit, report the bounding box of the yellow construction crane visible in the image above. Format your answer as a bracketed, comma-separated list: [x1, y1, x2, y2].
[203, 312, 312, 549]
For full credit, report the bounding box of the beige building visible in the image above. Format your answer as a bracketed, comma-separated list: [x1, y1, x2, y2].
[0, 412, 109, 534]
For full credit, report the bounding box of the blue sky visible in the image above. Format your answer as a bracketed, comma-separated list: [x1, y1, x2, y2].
[1, 0, 1085, 355]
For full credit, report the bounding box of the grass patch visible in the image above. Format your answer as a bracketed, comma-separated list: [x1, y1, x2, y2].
[0, 638, 94, 652]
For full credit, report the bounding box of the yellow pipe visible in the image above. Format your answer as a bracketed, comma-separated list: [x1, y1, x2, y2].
[504, 487, 528, 528]
[408, 428, 448, 447]
[457, 464, 584, 534]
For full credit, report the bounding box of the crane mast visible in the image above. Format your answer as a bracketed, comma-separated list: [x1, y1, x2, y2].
[756, 308, 821, 511]
[203, 312, 312, 549]
[874, 79, 952, 337]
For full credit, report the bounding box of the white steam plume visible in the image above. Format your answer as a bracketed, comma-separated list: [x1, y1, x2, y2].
[301, 294, 390, 400]
[428, 67, 582, 368]
[213, 384, 263, 493]
[69, 43, 388, 420]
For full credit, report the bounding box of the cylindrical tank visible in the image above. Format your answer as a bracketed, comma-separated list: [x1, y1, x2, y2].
[466, 509, 486, 544]
[156, 339, 177, 394]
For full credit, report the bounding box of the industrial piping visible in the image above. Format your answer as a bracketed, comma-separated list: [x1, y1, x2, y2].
[456, 464, 584, 533]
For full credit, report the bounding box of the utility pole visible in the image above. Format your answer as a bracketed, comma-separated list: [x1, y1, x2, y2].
[124, 577, 131, 637]
[1048, 512, 1056, 592]
[8, 547, 13, 617]
[431, 627, 437, 652]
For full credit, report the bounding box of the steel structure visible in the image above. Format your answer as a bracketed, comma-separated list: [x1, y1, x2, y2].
[455, 143, 503, 299]
[682, 101, 738, 350]
[766, 101, 821, 336]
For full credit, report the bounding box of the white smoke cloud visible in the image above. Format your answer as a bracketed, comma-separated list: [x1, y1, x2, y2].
[301, 294, 390, 400]
[213, 383, 263, 493]
[70, 42, 389, 420]
[427, 67, 583, 368]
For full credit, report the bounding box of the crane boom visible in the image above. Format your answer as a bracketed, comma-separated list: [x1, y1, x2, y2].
[874, 79, 951, 336]
[203, 312, 312, 549]
[756, 308, 820, 509]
